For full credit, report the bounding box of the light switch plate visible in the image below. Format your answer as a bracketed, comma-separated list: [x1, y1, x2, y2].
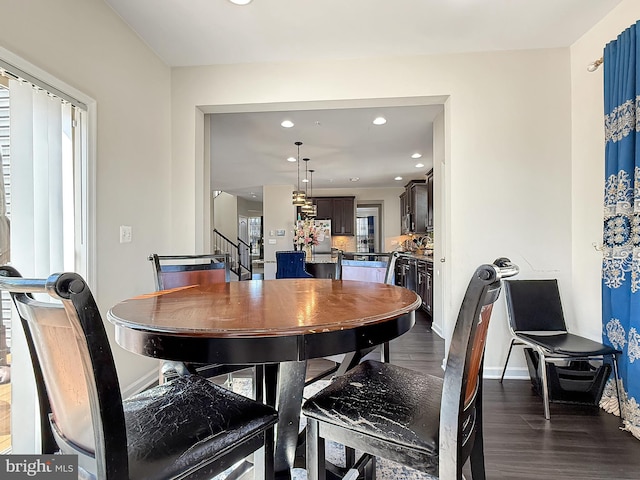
[120, 225, 132, 243]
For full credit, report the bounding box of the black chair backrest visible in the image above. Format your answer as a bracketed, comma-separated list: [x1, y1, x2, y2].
[149, 253, 230, 290]
[0, 267, 128, 479]
[275, 251, 313, 279]
[440, 258, 518, 478]
[504, 279, 567, 332]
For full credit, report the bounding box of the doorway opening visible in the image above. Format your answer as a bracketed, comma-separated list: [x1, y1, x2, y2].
[356, 203, 382, 253]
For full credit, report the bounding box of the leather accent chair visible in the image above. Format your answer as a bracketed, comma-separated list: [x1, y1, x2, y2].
[302, 258, 519, 480]
[500, 279, 622, 420]
[0, 266, 277, 480]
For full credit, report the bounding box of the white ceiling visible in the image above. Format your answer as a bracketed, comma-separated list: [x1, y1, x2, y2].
[103, 0, 622, 201]
[210, 103, 443, 199]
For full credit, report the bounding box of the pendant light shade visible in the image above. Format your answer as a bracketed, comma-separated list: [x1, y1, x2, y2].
[292, 141, 307, 206]
[305, 168, 317, 217]
[301, 158, 314, 215]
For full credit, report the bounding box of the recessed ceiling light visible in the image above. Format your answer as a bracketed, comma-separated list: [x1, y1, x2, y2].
[411, 153, 422, 159]
[229, 0, 253, 5]
[372, 117, 387, 125]
[415, 163, 424, 168]
[350, 177, 360, 182]
[281, 120, 294, 128]
[394, 176, 403, 181]
[287, 156, 296, 162]
[302, 178, 309, 183]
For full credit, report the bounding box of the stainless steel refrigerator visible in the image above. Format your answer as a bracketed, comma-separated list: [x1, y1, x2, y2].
[312, 219, 332, 254]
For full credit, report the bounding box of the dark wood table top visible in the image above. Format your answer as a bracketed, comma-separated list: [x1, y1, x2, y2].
[108, 278, 421, 364]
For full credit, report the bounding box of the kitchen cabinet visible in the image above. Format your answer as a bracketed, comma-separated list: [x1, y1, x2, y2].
[417, 259, 433, 315]
[395, 256, 417, 292]
[397, 256, 433, 316]
[399, 171, 433, 234]
[400, 179, 427, 234]
[314, 196, 355, 236]
[426, 170, 434, 231]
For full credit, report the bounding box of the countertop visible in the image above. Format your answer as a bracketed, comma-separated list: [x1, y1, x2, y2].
[401, 253, 434, 262]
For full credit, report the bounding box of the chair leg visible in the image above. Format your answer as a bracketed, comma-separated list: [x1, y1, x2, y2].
[499, 339, 515, 383]
[264, 425, 275, 480]
[537, 350, 551, 420]
[382, 341, 390, 363]
[612, 354, 623, 421]
[306, 418, 326, 480]
[364, 455, 376, 480]
[254, 364, 264, 402]
[345, 446, 355, 469]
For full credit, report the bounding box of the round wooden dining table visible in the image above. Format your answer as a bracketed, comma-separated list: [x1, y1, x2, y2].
[108, 278, 421, 479]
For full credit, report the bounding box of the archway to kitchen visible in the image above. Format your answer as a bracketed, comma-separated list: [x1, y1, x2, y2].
[201, 96, 450, 338]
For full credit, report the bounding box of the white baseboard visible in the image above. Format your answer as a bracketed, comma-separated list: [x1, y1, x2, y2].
[430, 321, 444, 339]
[121, 368, 158, 398]
[483, 366, 530, 380]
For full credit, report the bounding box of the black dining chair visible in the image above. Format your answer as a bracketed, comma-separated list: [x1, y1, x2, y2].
[0, 266, 277, 480]
[341, 251, 399, 362]
[149, 253, 259, 389]
[500, 279, 622, 420]
[302, 258, 519, 480]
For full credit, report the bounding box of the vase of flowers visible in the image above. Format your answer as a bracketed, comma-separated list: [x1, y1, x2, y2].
[294, 220, 320, 260]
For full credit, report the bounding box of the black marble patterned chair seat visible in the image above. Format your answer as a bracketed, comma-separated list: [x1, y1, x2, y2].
[125, 375, 278, 480]
[303, 360, 442, 467]
[518, 332, 619, 356]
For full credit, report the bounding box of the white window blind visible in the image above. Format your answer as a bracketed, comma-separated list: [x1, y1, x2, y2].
[8, 78, 81, 276]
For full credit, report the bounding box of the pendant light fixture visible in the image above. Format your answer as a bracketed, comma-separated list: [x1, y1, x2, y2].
[301, 158, 314, 216]
[292, 141, 306, 206]
[307, 169, 317, 218]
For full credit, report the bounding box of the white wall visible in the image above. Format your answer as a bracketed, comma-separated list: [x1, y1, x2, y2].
[263, 185, 297, 279]
[570, 0, 640, 340]
[172, 49, 573, 375]
[213, 191, 239, 241]
[0, 0, 172, 393]
[238, 197, 263, 218]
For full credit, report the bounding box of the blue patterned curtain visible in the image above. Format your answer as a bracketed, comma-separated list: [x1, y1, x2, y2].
[601, 20, 640, 439]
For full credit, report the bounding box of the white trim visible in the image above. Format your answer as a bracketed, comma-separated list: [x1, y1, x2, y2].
[0, 48, 92, 111]
[484, 366, 530, 380]
[430, 319, 444, 339]
[85, 103, 97, 290]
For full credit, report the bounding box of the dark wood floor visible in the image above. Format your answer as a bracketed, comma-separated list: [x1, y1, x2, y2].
[308, 309, 640, 479]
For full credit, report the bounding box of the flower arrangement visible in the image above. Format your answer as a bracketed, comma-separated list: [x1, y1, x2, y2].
[294, 220, 324, 249]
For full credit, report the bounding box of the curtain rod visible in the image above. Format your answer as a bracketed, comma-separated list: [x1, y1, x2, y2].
[588, 56, 604, 72]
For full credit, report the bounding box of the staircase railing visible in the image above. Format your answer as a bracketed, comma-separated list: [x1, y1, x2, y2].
[213, 229, 253, 280]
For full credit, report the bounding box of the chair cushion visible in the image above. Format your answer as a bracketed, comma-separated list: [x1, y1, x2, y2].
[519, 332, 621, 356]
[123, 375, 277, 480]
[302, 360, 442, 456]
